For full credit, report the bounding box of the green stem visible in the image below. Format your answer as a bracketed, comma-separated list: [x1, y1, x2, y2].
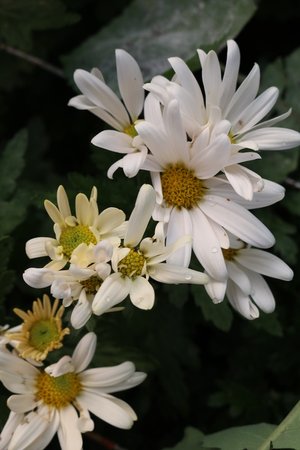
[257, 400, 300, 450]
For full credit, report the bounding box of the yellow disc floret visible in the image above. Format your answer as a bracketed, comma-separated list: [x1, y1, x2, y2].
[29, 319, 61, 351]
[36, 372, 82, 409]
[161, 163, 206, 209]
[59, 225, 97, 258]
[222, 248, 238, 261]
[124, 123, 138, 138]
[118, 249, 145, 278]
[80, 276, 102, 294]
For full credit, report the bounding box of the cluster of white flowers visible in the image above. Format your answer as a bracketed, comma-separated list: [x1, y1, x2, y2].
[66, 41, 298, 319]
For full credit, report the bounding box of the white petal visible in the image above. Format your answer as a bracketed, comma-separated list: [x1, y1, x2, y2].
[144, 92, 163, 126]
[236, 248, 293, 280]
[149, 263, 208, 285]
[204, 278, 227, 303]
[23, 268, 54, 289]
[44, 200, 64, 225]
[247, 271, 276, 313]
[72, 332, 96, 373]
[7, 394, 36, 413]
[91, 129, 134, 153]
[57, 406, 82, 450]
[92, 273, 131, 315]
[78, 391, 136, 429]
[116, 49, 144, 122]
[219, 40, 240, 110]
[163, 100, 189, 164]
[0, 411, 23, 450]
[117, 149, 148, 178]
[82, 361, 135, 387]
[224, 164, 262, 200]
[70, 291, 92, 329]
[57, 185, 71, 219]
[190, 208, 227, 281]
[165, 208, 192, 267]
[125, 184, 156, 247]
[240, 127, 300, 150]
[25, 237, 53, 259]
[202, 50, 222, 107]
[226, 280, 259, 320]
[201, 195, 275, 248]
[130, 277, 155, 309]
[96, 207, 126, 234]
[226, 261, 252, 295]
[191, 134, 231, 179]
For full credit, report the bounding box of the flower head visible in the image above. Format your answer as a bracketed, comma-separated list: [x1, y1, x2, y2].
[6, 294, 70, 361]
[0, 332, 146, 450]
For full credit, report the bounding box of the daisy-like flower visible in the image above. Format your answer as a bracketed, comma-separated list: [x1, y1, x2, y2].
[144, 40, 300, 199]
[135, 100, 282, 281]
[5, 294, 70, 362]
[0, 332, 146, 450]
[205, 235, 294, 318]
[69, 49, 149, 178]
[23, 241, 114, 329]
[25, 185, 126, 271]
[92, 184, 209, 316]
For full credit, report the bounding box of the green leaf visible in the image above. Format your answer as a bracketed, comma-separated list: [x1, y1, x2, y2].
[62, 0, 256, 89]
[0, 128, 27, 199]
[163, 427, 205, 450]
[0, 236, 15, 306]
[0, 0, 79, 50]
[251, 311, 283, 337]
[191, 285, 233, 332]
[202, 423, 275, 450]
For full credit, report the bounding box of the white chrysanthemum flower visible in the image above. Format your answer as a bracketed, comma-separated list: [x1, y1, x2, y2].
[23, 241, 114, 329]
[25, 185, 126, 271]
[0, 332, 146, 450]
[136, 100, 282, 281]
[205, 235, 294, 318]
[69, 49, 149, 178]
[92, 184, 209, 316]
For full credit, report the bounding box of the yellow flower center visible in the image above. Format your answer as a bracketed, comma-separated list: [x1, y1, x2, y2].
[59, 225, 97, 258]
[29, 320, 61, 352]
[222, 248, 238, 261]
[228, 130, 236, 144]
[36, 372, 82, 409]
[118, 249, 145, 278]
[80, 276, 102, 294]
[124, 123, 138, 137]
[161, 163, 206, 209]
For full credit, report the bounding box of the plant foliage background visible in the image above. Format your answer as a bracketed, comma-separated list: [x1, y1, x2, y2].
[1, 0, 300, 448]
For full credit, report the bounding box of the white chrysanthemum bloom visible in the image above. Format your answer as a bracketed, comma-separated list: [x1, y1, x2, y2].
[205, 235, 294, 318]
[0, 332, 146, 450]
[25, 185, 126, 271]
[23, 241, 114, 329]
[92, 184, 209, 316]
[144, 40, 300, 199]
[68, 49, 149, 178]
[135, 100, 282, 281]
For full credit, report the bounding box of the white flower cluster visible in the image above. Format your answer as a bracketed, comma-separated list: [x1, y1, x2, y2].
[67, 41, 298, 320]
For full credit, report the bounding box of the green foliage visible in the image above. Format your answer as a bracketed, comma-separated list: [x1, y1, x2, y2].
[162, 427, 206, 450]
[62, 0, 256, 89]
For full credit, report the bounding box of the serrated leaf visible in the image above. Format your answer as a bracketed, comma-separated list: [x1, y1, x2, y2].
[0, 0, 79, 50]
[191, 285, 233, 332]
[62, 0, 256, 90]
[0, 128, 27, 199]
[202, 423, 275, 450]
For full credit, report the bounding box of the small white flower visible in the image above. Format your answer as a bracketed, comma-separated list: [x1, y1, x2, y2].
[69, 49, 149, 178]
[205, 236, 294, 319]
[92, 184, 209, 316]
[0, 332, 146, 450]
[136, 100, 278, 281]
[25, 185, 126, 270]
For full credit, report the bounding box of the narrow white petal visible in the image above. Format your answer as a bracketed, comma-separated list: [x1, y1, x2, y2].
[246, 271, 276, 313]
[201, 195, 275, 248]
[239, 127, 300, 150]
[204, 278, 227, 303]
[236, 248, 293, 280]
[57, 406, 82, 450]
[44, 200, 64, 225]
[70, 292, 92, 330]
[202, 50, 222, 107]
[116, 49, 144, 122]
[88, 372, 147, 394]
[248, 108, 291, 130]
[91, 129, 134, 153]
[72, 332, 96, 373]
[228, 152, 261, 164]
[7, 394, 36, 413]
[82, 362, 135, 387]
[92, 273, 131, 315]
[25, 237, 53, 259]
[226, 280, 259, 320]
[130, 277, 155, 309]
[75, 193, 91, 226]
[56, 186, 71, 219]
[163, 100, 189, 164]
[192, 134, 231, 179]
[149, 263, 208, 285]
[220, 40, 240, 110]
[125, 185, 156, 247]
[23, 268, 54, 289]
[78, 391, 136, 429]
[144, 92, 163, 126]
[0, 412, 23, 450]
[165, 208, 192, 267]
[226, 261, 252, 295]
[190, 208, 228, 281]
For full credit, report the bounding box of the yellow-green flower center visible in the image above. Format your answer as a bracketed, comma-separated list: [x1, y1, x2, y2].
[124, 123, 138, 138]
[59, 225, 97, 258]
[36, 372, 82, 409]
[222, 248, 238, 261]
[228, 130, 236, 144]
[80, 276, 102, 294]
[161, 163, 206, 209]
[29, 320, 61, 352]
[118, 249, 145, 278]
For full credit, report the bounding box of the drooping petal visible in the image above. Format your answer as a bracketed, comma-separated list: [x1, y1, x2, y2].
[57, 406, 82, 450]
[92, 273, 131, 315]
[226, 280, 259, 320]
[236, 248, 294, 280]
[129, 277, 155, 310]
[7, 394, 37, 413]
[246, 270, 276, 313]
[204, 277, 227, 303]
[116, 49, 144, 122]
[70, 291, 92, 329]
[91, 129, 134, 153]
[25, 237, 54, 259]
[72, 332, 96, 373]
[148, 263, 208, 285]
[23, 268, 54, 288]
[165, 208, 192, 267]
[82, 361, 135, 388]
[224, 164, 263, 200]
[0, 411, 23, 450]
[226, 261, 252, 295]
